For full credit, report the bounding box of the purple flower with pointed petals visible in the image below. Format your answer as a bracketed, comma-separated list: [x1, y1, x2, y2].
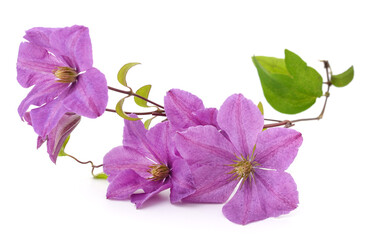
[24, 112, 81, 163]
[17, 25, 108, 139]
[103, 116, 195, 208]
[175, 94, 303, 224]
[164, 89, 219, 130]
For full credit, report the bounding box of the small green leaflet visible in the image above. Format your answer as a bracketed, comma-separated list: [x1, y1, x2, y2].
[58, 135, 70, 156]
[331, 66, 354, 87]
[257, 102, 267, 131]
[257, 102, 264, 115]
[93, 173, 108, 179]
[116, 97, 142, 121]
[117, 62, 140, 87]
[252, 49, 323, 114]
[134, 85, 152, 107]
[144, 116, 156, 129]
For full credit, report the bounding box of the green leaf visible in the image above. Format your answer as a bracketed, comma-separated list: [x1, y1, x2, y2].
[254, 56, 289, 75]
[93, 173, 108, 179]
[331, 66, 354, 87]
[257, 102, 264, 115]
[144, 116, 156, 129]
[58, 135, 70, 157]
[117, 62, 141, 87]
[116, 97, 142, 121]
[134, 85, 152, 107]
[252, 49, 323, 114]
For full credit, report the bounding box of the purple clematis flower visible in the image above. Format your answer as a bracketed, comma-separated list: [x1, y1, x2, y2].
[24, 112, 81, 163]
[103, 116, 195, 208]
[174, 94, 303, 224]
[17, 25, 108, 139]
[164, 89, 219, 131]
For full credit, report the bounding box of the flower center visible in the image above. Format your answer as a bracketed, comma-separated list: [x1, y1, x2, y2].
[148, 164, 170, 181]
[228, 155, 259, 182]
[53, 67, 78, 83]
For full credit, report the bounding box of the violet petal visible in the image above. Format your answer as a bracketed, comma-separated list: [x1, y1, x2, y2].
[175, 125, 237, 166]
[37, 136, 46, 149]
[130, 180, 172, 209]
[181, 163, 237, 203]
[255, 128, 303, 171]
[29, 99, 67, 138]
[17, 42, 64, 88]
[63, 68, 108, 118]
[164, 89, 205, 129]
[18, 81, 68, 119]
[192, 107, 219, 129]
[122, 116, 156, 161]
[24, 27, 54, 51]
[175, 125, 238, 203]
[217, 94, 264, 157]
[46, 114, 81, 163]
[106, 169, 151, 200]
[222, 170, 298, 225]
[103, 146, 153, 182]
[25, 25, 93, 71]
[24, 112, 47, 148]
[169, 158, 196, 203]
[122, 114, 147, 147]
[146, 121, 176, 164]
[48, 25, 93, 71]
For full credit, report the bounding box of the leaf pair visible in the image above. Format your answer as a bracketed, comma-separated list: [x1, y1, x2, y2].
[116, 63, 153, 121]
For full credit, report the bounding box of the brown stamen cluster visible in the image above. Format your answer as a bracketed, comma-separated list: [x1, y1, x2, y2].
[228, 154, 259, 183]
[147, 164, 170, 181]
[53, 66, 78, 83]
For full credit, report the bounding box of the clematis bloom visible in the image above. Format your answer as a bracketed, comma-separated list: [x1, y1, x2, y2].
[17, 25, 108, 139]
[103, 116, 195, 208]
[175, 94, 303, 224]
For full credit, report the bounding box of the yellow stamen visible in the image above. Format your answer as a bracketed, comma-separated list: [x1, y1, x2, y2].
[147, 164, 170, 181]
[53, 67, 78, 83]
[227, 154, 260, 185]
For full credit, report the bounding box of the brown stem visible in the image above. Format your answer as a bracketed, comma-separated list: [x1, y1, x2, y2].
[264, 118, 284, 123]
[131, 92, 164, 109]
[263, 120, 293, 129]
[108, 86, 131, 95]
[65, 154, 103, 177]
[108, 86, 164, 109]
[105, 108, 166, 116]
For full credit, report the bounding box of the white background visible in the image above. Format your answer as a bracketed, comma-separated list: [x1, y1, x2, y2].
[1, 0, 375, 239]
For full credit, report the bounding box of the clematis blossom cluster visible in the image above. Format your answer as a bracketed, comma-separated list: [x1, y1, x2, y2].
[17, 25, 304, 225]
[104, 89, 303, 224]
